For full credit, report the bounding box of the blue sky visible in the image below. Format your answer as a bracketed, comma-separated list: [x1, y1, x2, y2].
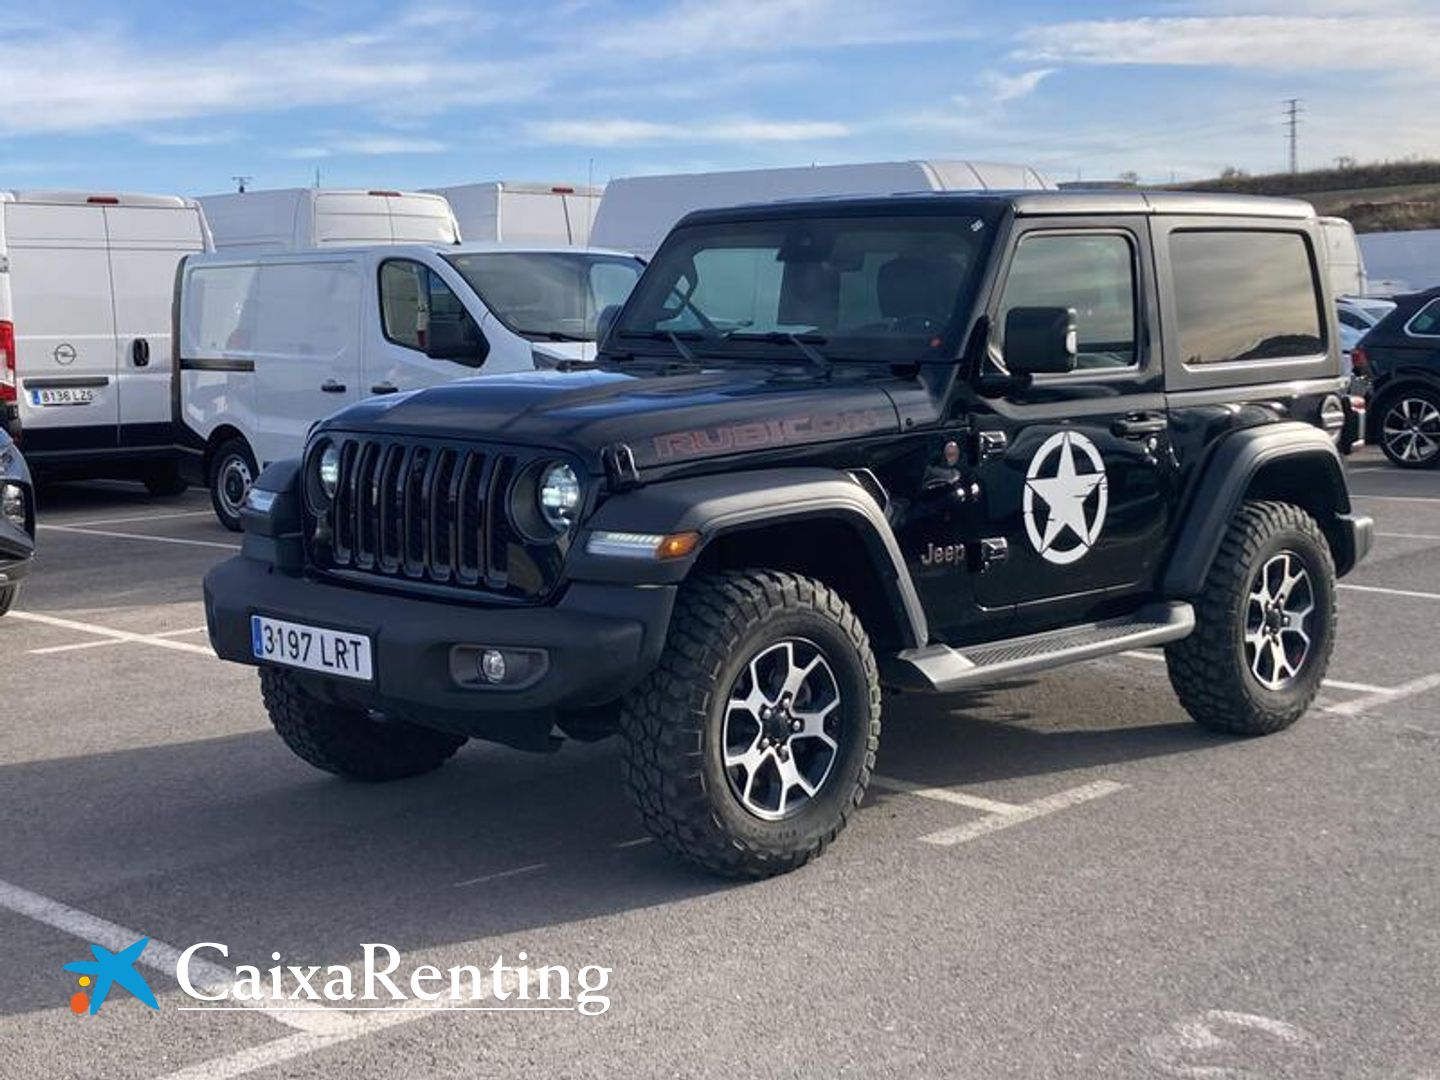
[2, 0, 1436, 196]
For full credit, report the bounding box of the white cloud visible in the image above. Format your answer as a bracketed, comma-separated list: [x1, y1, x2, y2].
[530, 117, 852, 146]
[981, 68, 1055, 104]
[1017, 16, 1440, 74]
[140, 130, 243, 148]
[591, 0, 975, 60]
[332, 136, 449, 155]
[0, 25, 545, 137]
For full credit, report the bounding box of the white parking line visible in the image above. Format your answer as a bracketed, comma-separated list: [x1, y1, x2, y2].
[917, 780, 1125, 847]
[452, 862, 547, 888]
[1351, 494, 1440, 504]
[0, 877, 357, 1037]
[9, 610, 216, 658]
[1377, 532, 1440, 542]
[1119, 649, 1391, 695]
[28, 625, 211, 656]
[1339, 582, 1440, 602]
[1324, 673, 1440, 717]
[38, 523, 240, 551]
[58, 509, 214, 528]
[870, 774, 1026, 816]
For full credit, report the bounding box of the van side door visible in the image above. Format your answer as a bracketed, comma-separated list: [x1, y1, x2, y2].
[4, 203, 120, 454]
[959, 218, 1175, 634]
[365, 256, 488, 397]
[106, 204, 206, 450]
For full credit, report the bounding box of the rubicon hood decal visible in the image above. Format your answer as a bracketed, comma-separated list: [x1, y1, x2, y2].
[651, 407, 894, 462]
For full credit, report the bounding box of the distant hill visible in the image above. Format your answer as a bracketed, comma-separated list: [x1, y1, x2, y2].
[1170, 161, 1440, 233]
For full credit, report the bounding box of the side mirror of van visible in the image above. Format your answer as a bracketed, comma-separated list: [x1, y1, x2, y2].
[426, 314, 489, 367]
[595, 304, 621, 347]
[1004, 307, 1078, 375]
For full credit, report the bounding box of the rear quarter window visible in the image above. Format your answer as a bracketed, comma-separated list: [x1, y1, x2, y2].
[1406, 298, 1440, 337]
[1170, 230, 1324, 365]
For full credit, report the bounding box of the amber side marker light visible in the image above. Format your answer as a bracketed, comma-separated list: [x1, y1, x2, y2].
[586, 530, 701, 560]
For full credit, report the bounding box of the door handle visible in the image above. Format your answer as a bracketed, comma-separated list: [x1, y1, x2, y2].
[370, 382, 398, 395]
[321, 380, 347, 394]
[131, 338, 151, 368]
[1111, 414, 1167, 438]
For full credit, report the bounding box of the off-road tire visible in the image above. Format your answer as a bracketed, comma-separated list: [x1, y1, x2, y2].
[143, 464, 189, 497]
[620, 570, 881, 878]
[1166, 500, 1336, 735]
[209, 438, 257, 532]
[259, 667, 466, 781]
[0, 583, 16, 617]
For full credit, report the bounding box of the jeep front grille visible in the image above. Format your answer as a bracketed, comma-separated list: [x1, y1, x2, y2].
[306, 435, 568, 601]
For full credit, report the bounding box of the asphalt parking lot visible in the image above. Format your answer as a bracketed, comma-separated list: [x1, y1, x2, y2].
[2, 446, 1438, 1080]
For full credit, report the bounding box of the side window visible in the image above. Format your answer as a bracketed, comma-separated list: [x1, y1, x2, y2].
[1337, 308, 1369, 331]
[998, 233, 1138, 370]
[1170, 230, 1323, 365]
[1407, 298, 1440, 337]
[380, 260, 428, 350]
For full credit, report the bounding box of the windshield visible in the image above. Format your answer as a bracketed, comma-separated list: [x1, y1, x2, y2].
[613, 213, 991, 361]
[447, 252, 643, 342]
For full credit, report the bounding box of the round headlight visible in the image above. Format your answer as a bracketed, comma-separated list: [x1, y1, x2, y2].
[318, 445, 342, 500]
[1, 483, 25, 530]
[537, 462, 581, 532]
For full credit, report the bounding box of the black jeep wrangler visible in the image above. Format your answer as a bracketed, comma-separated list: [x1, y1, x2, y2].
[205, 191, 1373, 878]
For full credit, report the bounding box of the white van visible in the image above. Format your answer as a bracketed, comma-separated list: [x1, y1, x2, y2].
[1318, 216, 1368, 298]
[197, 188, 460, 252]
[424, 182, 602, 247]
[0, 190, 211, 489]
[589, 160, 1053, 258]
[176, 243, 643, 528]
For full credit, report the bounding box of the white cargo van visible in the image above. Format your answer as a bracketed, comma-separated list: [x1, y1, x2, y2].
[0, 191, 211, 489]
[176, 243, 643, 528]
[589, 160, 1053, 258]
[197, 188, 460, 252]
[1318, 216, 1368, 298]
[424, 182, 602, 247]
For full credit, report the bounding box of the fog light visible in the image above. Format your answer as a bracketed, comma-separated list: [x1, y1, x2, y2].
[479, 649, 507, 684]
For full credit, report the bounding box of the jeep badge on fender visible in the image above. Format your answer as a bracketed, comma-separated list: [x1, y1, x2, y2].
[205, 190, 1373, 879]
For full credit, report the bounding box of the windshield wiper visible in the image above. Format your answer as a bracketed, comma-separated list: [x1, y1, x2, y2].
[721, 331, 833, 377]
[615, 329, 707, 363]
[533, 330, 589, 342]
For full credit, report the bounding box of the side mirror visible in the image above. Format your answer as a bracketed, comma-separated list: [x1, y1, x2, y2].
[1004, 307, 1077, 375]
[426, 314, 489, 367]
[596, 304, 621, 347]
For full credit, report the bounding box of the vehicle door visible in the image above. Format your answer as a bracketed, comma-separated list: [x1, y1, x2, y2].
[248, 258, 362, 466]
[5, 203, 119, 451]
[963, 219, 1174, 628]
[106, 204, 206, 449]
[364, 256, 488, 397]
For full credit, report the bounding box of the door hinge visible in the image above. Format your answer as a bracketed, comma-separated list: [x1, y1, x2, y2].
[979, 537, 1009, 571]
[977, 430, 1008, 461]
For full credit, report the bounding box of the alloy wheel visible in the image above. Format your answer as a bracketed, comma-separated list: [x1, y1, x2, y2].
[1382, 397, 1440, 465]
[1244, 551, 1316, 691]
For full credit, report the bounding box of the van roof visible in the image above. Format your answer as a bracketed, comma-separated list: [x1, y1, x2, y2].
[676, 189, 1318, 224]
[428, 181, 603, 197]
[1, 191, 199, 208]
[184, 242, 640, 265]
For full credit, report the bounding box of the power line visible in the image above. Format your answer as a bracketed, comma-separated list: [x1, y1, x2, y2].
[1283, 98, 1303, 174]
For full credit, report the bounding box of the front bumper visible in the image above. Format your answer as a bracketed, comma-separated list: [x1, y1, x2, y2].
[204, 557, 675, 737]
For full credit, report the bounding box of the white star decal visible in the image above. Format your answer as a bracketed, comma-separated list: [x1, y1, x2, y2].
[1022, 431, 1109, 565]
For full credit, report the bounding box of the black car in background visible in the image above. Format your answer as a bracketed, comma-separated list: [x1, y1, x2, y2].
[0, 427, 35, 616]
[1353, 286, 1440, 468]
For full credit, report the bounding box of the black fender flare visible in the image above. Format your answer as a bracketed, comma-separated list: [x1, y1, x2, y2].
[570, 468, 929, 649]
[1162, 422, 1366, 596]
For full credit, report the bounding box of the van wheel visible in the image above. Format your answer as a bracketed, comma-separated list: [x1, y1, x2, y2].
[0, 584, 16, 617]
[1166, 500, 1336, 735]
[620, 570, 880, 879]
[143, 464, 189, 497]
[209, 438, 257, 531]
[259, 668, 467, 780]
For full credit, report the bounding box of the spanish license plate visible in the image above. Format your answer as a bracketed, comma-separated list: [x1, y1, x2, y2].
[31, 387, 95, 406]
[251, 615, 373, 681]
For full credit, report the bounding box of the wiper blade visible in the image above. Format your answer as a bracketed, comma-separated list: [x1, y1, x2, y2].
[615, 328, 706, 364]
[722, 331, 833, 376]
[534, 330, 588, 342]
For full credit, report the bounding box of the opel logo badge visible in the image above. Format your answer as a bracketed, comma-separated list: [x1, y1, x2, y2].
[53, 343, 77, 366]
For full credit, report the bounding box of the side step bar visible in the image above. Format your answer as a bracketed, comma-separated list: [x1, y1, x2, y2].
[883, 601, 1195, 693]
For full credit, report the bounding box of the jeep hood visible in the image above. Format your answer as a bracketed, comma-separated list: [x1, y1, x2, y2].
[322, 367, 902, 471]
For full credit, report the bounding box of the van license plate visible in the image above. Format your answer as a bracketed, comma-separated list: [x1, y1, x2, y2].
[251, 615, 374, 681]
[31, 388, 95, 406]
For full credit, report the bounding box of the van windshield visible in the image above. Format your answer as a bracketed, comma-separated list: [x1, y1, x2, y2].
[446, 252, 643, 342]
[611, 213, 991, 362]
